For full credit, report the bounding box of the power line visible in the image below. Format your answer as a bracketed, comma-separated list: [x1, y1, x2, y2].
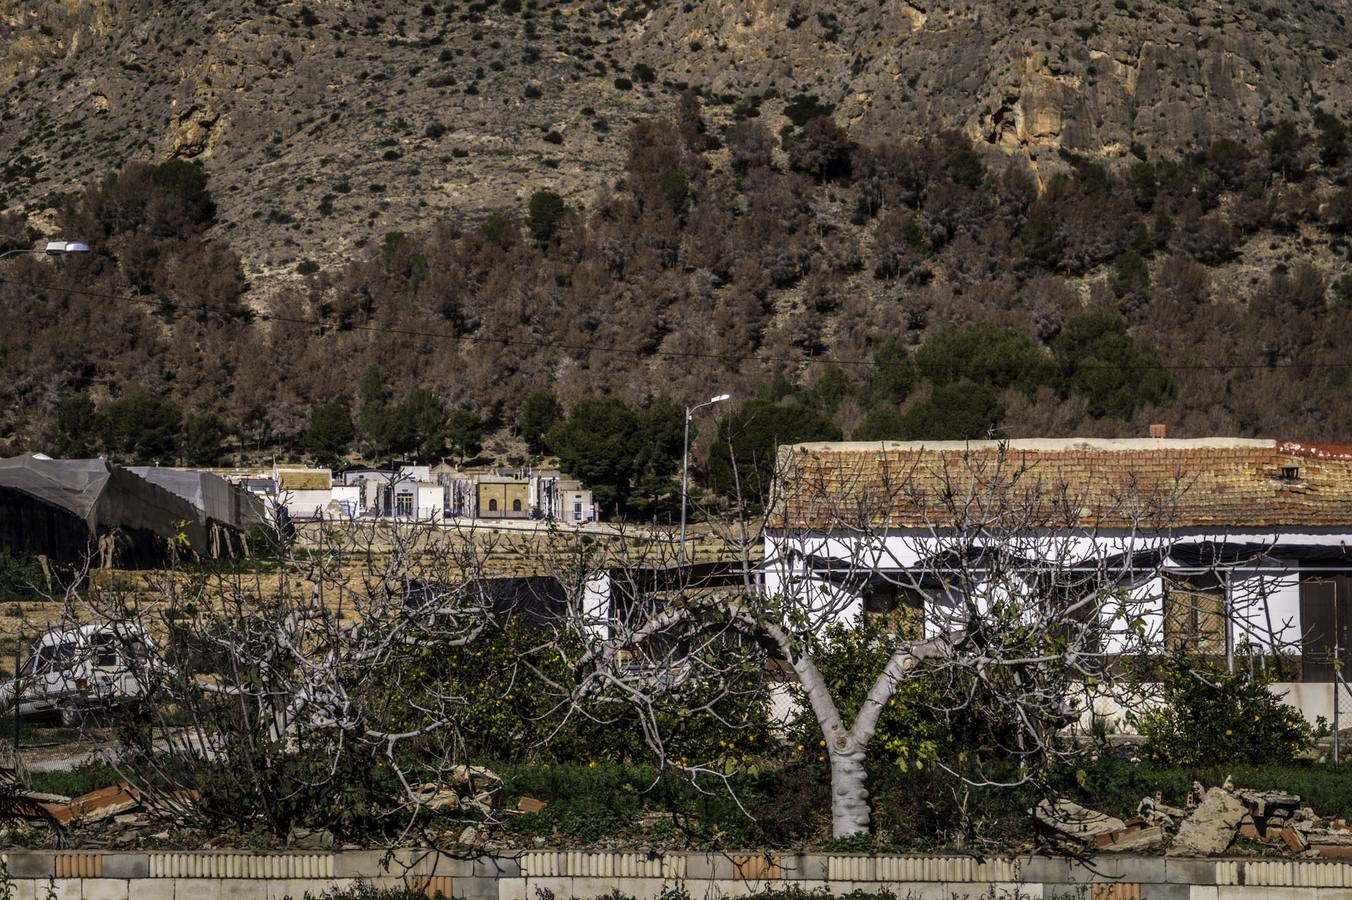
[3, 272, 1351, 375]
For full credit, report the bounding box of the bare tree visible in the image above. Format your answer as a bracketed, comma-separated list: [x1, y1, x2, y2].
[23, 511, 575, 846]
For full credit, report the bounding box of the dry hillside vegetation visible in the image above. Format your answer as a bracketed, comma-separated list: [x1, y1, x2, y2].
[1, 1, 1351, 464]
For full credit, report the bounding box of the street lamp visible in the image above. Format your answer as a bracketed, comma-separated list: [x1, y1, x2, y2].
[680, 392, 730, 566]
[0, 240, 91, 260]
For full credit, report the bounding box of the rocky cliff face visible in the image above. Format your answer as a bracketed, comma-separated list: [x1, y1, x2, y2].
[1, 0, 1348, 282]
[0, 0, 668, 283]
[633, 0, 1350, 162]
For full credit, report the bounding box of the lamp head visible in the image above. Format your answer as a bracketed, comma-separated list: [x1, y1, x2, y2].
[44, 240, 90, 254]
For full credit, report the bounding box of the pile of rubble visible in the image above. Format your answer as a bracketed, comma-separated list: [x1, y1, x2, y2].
[0, 763, 205, 847]
[1036, 777, 1352, 857]
[411, 764, 503, 815]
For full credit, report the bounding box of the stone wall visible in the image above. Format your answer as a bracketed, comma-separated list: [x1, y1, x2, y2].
[1, 850, 1350, 900]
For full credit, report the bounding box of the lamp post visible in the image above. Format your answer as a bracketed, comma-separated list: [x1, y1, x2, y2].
[679, 392, 730, 566]
[0, 240, 91, 261]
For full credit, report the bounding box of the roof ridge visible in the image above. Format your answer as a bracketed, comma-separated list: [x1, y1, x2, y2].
[788, 438, 1279, 453]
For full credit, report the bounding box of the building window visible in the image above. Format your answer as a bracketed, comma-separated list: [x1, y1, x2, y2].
[1164, 574, 1226, 655]
[488, 498, 498, 511]
[573, 501, 583, 520]
[1042, 573, 1106, 652]
[512, 499, 522, 512]
[395, 494, 413, 516]
[862, 581, 924, 640]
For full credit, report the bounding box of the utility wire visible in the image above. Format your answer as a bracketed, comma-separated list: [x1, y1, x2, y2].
[3, 272, 1350, 374]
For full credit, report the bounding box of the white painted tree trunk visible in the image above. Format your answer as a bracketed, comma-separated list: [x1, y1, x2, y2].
[829, 744, 871, 837]
[763, 616, 944, 838]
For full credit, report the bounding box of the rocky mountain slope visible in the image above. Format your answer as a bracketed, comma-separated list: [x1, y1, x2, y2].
[2, 0, 1349, 284]
[634, 0, 1351, 163]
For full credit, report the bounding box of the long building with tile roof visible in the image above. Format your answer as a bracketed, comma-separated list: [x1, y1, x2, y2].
[772, 438, 1352, 532]
[763, 438, 1352, 721]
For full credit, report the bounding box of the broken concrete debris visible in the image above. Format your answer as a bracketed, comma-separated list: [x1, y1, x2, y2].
[1099, 821, 1164, 853]
[1034, 799, 1163, 853]
[1169, 788, 1248, 855]
[412, 765, 503, 816]
[1, 779, 197, 831]
[1139, 794, 1189, 829]
[1034, 799, 1126, 844]
[1038, 778, 1352, 857]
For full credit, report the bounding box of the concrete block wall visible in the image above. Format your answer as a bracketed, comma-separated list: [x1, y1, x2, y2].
[0, 851, 1350, 900]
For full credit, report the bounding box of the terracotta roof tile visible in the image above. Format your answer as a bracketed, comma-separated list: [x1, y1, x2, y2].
[771, 438, 1352, 531]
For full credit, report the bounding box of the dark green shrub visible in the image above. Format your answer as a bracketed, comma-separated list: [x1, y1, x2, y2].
[915, 322, 1054, 397]
[946, 148, 985, 189]
[179, 414, 225, 466]
[53, 394, 100, 458]
[1052, 308, 1172, 419]
[1334, 273, 1352, 306]
[1110, 249, 1150, 297]
[852, 409, 907, 441]
[1128, 656, 1325, 766]
[546, 395, 686, 517]
[478, 210, 517, 248]
[1020, 213, 1062, 270]
[1314, 107, 1348, 167]
[895, 381, 1003, 440]
[707, 399, 842, 504]
[304, 402, 355, 466]
[527, 190, 566, 242]
[149, 159, 216, 225]
[198, 739, 405, 839]
[517, 389, 563, 454]
[444, 407, 483, 462]
[0, 549, 45, 601]
[865, 335, 916, 405]
[783, 94, 834, 127]
[656, 169, 689, 214]
[100, 393, 182, 463]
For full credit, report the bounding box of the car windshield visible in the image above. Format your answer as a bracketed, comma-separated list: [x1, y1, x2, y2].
[93, 632, 118, 667]
[33, 640, 76, 674]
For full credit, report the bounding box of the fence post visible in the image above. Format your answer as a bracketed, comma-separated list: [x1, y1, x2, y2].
[1334, 648, 1341, 765]
[11, 631, 21, 765]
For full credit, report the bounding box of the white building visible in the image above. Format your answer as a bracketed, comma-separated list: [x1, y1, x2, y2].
[273, 466, 352, 519]
[532, 468, 598, 523]
[762, 438, 1352, 724]
[341, 466, 445, 519]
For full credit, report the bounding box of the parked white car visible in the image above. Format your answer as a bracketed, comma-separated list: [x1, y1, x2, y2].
[0, 624, 160, 725]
